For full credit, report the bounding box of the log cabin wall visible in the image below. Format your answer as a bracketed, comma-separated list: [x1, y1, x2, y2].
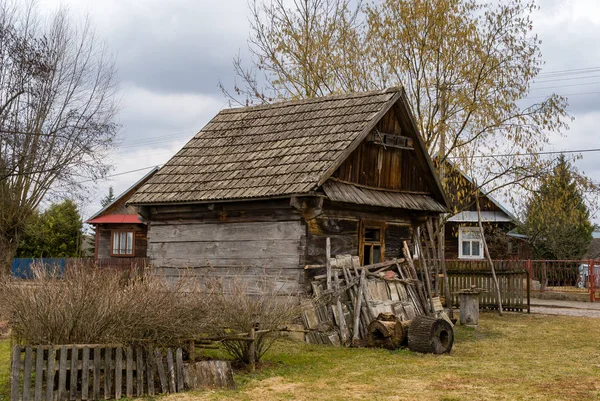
[304, 200, 416, 277]
[96, 223, 148, 260]
[331, 108, 429, 193]
[145, 199, 306, 295]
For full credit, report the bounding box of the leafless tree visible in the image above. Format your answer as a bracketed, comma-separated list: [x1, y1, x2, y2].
[0, 1, 118, 273]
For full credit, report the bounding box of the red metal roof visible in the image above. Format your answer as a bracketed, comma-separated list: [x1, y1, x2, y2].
[86, 214, 143, 224]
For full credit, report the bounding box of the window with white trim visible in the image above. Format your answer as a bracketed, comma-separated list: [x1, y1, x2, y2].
[458, 226, 483, 259]
[111, 230, 134, 256]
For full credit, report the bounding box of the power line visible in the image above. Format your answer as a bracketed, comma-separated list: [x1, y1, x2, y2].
[449, 148, 600, 159]
[76, 165, 161, 184]
[538, 66, 600, 77]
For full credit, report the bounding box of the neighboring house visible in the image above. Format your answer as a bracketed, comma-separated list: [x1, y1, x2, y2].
[128, 88, 449, 294]
[583, 231, 600, 260]
[86, 168, 158, 264]
[442, 163, 525, 260]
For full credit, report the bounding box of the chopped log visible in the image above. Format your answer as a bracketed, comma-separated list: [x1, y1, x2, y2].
[366, 317, 409, 350]
[407, 315, 454, 354]
[182, 361, 235, 390]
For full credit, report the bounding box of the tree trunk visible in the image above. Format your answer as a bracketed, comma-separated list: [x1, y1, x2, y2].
[407, 315, 454, 354]
[475, 196, 503, 315]
[0, 236, 18, 276]
[366, 316, 410, 350]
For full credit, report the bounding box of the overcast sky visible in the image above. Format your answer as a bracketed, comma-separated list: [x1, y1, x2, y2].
[38, 0, 600, 221]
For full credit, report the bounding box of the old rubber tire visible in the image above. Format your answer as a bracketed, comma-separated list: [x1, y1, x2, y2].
[407, 315, 454, 354]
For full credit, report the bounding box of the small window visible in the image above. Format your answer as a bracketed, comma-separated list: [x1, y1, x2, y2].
[111, 230, 135, 256]
[458, 226, 483, 259]
[360, 222, 385, 265]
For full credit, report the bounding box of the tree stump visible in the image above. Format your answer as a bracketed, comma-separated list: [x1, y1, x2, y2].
[407, 315, 454, 354]
[367, 315, 411, 350]
[182, 361, 235, 390]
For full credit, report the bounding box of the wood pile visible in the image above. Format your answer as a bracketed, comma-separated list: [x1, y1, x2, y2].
[302, 241, 453, 350]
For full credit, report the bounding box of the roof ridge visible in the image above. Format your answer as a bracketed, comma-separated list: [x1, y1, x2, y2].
[219, 87, 403, 114]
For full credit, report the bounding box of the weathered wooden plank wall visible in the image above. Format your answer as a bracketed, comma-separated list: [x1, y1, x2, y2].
[147, 200, 307, 294]
[331, 108, 430, 193]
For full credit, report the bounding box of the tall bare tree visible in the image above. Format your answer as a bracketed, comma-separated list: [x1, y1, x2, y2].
[0, 1, 118, 274]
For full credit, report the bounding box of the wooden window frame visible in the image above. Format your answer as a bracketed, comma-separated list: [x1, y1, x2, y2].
[359, 220, 386, 265]
[110, 230, 135, 257]
[458, 226, 484, 260]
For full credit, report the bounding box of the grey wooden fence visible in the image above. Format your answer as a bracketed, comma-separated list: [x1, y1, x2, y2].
[10, 344, 185, 401]
[443, 270, 530, 312]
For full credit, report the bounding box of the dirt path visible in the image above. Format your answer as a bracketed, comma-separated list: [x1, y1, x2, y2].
[530, 298, 600, 318]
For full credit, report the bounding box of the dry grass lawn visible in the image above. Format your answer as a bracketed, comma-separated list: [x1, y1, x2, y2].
[1, 312, 599, 401]
[165, 312, 600, 401]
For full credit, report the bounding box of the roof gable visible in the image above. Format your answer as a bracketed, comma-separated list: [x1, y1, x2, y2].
[86, 167, 159, 223]
[129, 88, 447, 209]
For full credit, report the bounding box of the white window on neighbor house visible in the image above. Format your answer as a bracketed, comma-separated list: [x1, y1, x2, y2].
[458, 226, 483, 259]
[111, 230, 134, 256]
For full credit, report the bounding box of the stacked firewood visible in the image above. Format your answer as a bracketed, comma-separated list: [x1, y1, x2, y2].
[302, 240, 454, 354]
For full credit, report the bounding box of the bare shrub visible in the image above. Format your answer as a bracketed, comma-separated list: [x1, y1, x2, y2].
[0, 263, 212, 345]
[206, 272, 301, 364]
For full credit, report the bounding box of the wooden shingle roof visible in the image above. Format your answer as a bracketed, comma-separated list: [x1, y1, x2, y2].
[129, 88, 443, 206]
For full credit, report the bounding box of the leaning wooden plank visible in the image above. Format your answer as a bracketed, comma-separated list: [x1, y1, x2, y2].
[92, 348, 101, 400]
[70, 346, 78, 401]
[126, 347, 133, 399]
[23, 346, 33, 401]
[104, 348, 112, 400]
[34, 346, 43, 401]
[154, 349, 168, 394]
[166, 349, 176, 393]
[326, 237, 332, 290]
[58, 346, 68, 401]
[333, 273, 349, 344]
[10, 345, 21, 401]
[175, 349, 184, 392]
[46, 346, 55, 401]
[136, 347, 144, 397]
[352, 269, 366, 344]
[114, 348, 123, 400]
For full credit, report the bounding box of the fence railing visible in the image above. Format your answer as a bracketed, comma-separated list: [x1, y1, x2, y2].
[10, 344, 185, 401]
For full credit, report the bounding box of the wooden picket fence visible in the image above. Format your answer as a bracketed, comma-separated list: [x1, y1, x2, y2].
[10, 344, 185, 401]
[443, 270, 530, 312]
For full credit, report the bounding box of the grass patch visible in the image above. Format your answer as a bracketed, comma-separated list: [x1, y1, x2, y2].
[0, 339, 10, 401]
[2, 313, 600, 400]
[163, 312, 600, 401]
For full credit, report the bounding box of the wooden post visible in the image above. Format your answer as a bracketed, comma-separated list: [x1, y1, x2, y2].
[46, 347, 55, 401]
[23, 346, 33, 401]
[10, 345, 21, 401]
[126, 347, 133, 398]
[104, 348, 112, 400]
[154, 349, 168, 394]
[70, 346, 78, 401]
[35, 346, 44, 401]
[58, 346, 67, 401]
[249, 326, 256, 372]
[115, 348, 123, 400]
[326, 237, 332, 290]
[589, 260, 595, 303]
[167, 349, 176, 393]
[93, 348, 101, 400]
[176, 348, 184, 392]
[476, 196, 503, 315]
[188, 340, 196, 363]
[136, 346, 144, 397]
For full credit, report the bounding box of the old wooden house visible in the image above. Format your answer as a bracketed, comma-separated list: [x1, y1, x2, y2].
[441, 163, 525, 260]
[87, 168, 158, 265]
[128, 88, 449, 293]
